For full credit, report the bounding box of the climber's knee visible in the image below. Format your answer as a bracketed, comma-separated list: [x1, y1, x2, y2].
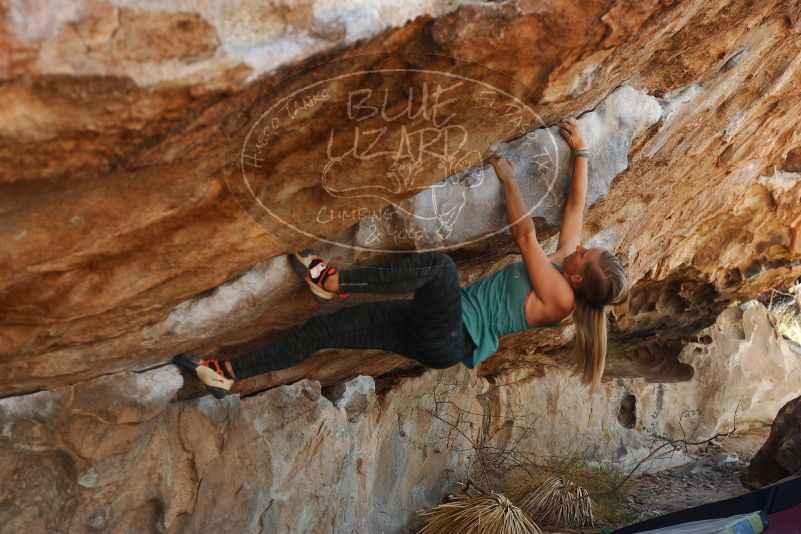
[431, 251, 455, 268]
[420, 251, 457, 277]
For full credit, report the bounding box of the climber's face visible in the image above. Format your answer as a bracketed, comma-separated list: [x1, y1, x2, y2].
[564, 245, 603, 281]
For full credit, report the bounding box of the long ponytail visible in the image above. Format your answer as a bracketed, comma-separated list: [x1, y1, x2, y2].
[571, 250, 628, 392]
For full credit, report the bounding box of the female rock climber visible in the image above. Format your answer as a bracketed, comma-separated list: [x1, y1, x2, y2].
[174, 118, 629, 398]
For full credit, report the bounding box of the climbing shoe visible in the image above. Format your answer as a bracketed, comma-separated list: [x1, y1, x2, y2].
[288, 250, 350, 303]
[173, 354, 235, 399]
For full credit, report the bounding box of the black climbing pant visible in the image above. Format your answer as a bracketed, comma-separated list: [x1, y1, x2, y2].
[229, 251, 476, 380]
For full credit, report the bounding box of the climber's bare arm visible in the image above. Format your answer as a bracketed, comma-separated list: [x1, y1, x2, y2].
[517, 230, 574, 319]
[550, 118, 588, 264]
[491, 155, 535, 242]
[490, 155, 572, 317]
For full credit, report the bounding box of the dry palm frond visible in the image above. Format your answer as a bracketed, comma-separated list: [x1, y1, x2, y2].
[416, 491, 542, 534]
[770, 300, 801, 345]
[517, 476, 595, 529]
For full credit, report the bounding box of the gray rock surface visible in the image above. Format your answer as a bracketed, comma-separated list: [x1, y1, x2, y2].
[1, 301, 798, 532]
[353, 86, 664, 250]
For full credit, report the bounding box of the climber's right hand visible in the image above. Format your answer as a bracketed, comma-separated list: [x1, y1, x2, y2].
[558, 117, 586, 150]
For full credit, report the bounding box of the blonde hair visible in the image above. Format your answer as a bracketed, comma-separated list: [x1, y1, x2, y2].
[571, 250, 629, 392]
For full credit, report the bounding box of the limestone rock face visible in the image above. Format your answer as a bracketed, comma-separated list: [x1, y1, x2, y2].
[351, 85, 664, 250]
[1, 300, 798, 531]
[3, 0, 801, 530]
[2, 0, 801, 397]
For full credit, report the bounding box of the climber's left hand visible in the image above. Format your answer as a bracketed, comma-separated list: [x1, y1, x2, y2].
[488, 154, 514, 183]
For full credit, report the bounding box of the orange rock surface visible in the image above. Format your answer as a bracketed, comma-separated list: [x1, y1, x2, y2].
[1, 1, 799, 400]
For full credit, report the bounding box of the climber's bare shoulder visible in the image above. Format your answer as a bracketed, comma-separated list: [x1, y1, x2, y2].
[517, 233, 574, 326]
[524, 290, 574, 327]
[524, 253, 575, 327]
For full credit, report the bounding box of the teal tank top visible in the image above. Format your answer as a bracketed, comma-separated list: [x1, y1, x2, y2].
[460, 261, 564, 369]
